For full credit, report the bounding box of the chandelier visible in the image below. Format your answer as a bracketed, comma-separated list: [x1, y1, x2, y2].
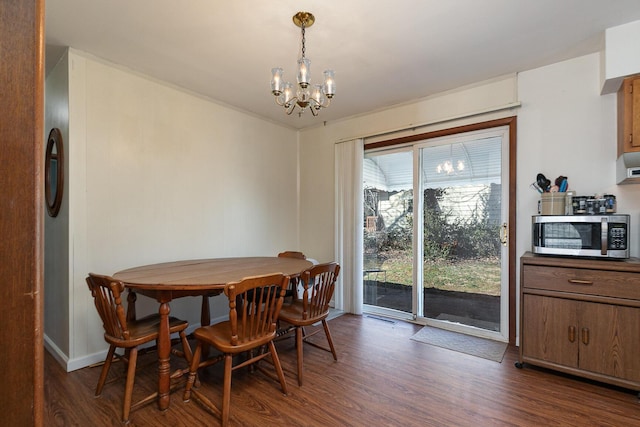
[270, 12, 335, 117]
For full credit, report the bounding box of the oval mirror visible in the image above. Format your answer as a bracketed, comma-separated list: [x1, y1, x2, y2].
[45, 128, 64, 217]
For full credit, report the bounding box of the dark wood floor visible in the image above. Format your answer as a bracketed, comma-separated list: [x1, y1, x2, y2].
[45, 314, 640, 426]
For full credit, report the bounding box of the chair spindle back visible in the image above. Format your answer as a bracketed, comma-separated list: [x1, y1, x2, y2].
[86, 273, 130, 340]
[301, 263, 340, 320]
[225, 273, 289, 346]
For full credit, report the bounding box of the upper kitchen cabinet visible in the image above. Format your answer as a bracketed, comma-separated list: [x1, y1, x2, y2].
[618, 74, 640, 156]
[616, 75, 640, 184]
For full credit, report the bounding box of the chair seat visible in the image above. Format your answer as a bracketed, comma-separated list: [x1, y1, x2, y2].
[104, 315, 188, 348]
[278, 301, 329, 327]
[193, 321, 278, 354]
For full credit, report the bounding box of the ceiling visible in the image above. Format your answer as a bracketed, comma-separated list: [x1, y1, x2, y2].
[45, 0, 640, 130]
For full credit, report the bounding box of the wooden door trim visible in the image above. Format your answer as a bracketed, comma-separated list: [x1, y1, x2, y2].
[0, 0, 45, 424]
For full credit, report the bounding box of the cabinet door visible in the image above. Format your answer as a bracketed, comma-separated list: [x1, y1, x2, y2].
[522, 295, 578, 367]
[618, 75, 640, 153]
[632, 78, 640, 149]
[579, 301, 640, 382]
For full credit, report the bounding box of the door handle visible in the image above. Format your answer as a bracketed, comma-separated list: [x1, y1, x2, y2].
[581, 328, 590, 345]
[568, 279, 593, 285]
[500, 223, 508, 246]
[568, 325, 576, 343]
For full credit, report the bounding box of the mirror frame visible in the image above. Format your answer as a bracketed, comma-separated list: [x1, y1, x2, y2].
[45, 127, 64, 217]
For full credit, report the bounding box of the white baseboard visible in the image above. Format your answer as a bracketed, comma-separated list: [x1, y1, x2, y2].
[45, 320, 214, 372]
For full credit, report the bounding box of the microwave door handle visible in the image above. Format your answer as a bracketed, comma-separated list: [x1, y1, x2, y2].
[601, 218, 608, 256]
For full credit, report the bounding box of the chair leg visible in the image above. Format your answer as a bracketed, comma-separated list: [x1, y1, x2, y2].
[268, 340, 288, 395]
[221, 354, 233, 427]
[179, 330, 194, 365]
[122, 347, 138, 423]
[123, 348, 131, 375]
[322, 320, 338, 361]
[183, 343, 202, 402]
[295, 326, 304, 386]
[95, 345, 116, 396]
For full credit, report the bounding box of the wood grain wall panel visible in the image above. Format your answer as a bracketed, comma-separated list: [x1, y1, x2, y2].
[0, 0, 45, 425]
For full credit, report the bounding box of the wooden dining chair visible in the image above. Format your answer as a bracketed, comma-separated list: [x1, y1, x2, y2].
[183, 273, 290, 427]
[86, 273, 194, 423]
[205, 251, 306, 330]
[278, 250, 306, 259]
[236, 251, 308, 313]
[278, 250, 307, 301]
[277, 262, 340, 386]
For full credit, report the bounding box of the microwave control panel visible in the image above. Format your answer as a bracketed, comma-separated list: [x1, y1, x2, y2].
[609, 224, 627, 249]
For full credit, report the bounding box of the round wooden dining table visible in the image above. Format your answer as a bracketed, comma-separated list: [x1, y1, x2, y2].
[113, 256, 313, 411]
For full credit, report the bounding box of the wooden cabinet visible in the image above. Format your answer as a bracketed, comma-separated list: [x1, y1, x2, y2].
[518, 253, 640, 393]
[617, 74, 640, 155]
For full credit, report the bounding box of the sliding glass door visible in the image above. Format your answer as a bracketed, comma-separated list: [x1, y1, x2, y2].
[363, 149, 413, 315]
[363, 126, 509, 341]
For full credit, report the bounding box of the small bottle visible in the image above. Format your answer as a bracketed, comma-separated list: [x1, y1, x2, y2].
[565, 191, 576, 215]
[604, 194, 616, 213]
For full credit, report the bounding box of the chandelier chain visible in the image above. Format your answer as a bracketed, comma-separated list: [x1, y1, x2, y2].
[301, 22, 306, 59]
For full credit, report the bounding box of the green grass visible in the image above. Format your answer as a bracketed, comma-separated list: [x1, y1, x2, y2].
[375, 251, 501, 296]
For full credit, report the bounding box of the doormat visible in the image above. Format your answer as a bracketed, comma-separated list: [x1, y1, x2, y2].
[410, 326, 507, 362]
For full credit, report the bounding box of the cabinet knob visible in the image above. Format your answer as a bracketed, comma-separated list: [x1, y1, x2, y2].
[568, 325, 576, 343]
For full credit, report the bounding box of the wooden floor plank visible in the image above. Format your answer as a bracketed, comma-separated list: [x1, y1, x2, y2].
[44, 314, 640, 426]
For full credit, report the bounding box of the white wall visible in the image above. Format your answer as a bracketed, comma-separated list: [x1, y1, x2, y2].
[601, 20, 640, 93]
[47, 50, 300, 370]
[44, 50, 70, 359]
[517, 53, 640, 263]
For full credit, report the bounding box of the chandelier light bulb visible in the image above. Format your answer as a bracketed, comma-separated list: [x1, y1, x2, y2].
[323, 70, 335, 98]
[312, 84, 324, 106]
[283, 82, 294, 106]
[297, 58, 311, 88]
[271, 68, 284, 96]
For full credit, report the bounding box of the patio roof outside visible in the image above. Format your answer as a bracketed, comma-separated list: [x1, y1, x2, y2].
[364, 136, 503, 191]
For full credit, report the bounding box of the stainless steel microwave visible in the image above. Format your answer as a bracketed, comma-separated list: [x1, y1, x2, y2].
[532, 214, 630, 259]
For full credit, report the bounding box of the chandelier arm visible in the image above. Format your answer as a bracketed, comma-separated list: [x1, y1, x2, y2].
[285, 99, 298, 115]
[309, 97, 331, 110]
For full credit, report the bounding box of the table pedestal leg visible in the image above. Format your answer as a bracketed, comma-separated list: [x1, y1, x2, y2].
[201, 296, 210, 327]
[157, 300, 171, 411]
[201, 296, 211, 356]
